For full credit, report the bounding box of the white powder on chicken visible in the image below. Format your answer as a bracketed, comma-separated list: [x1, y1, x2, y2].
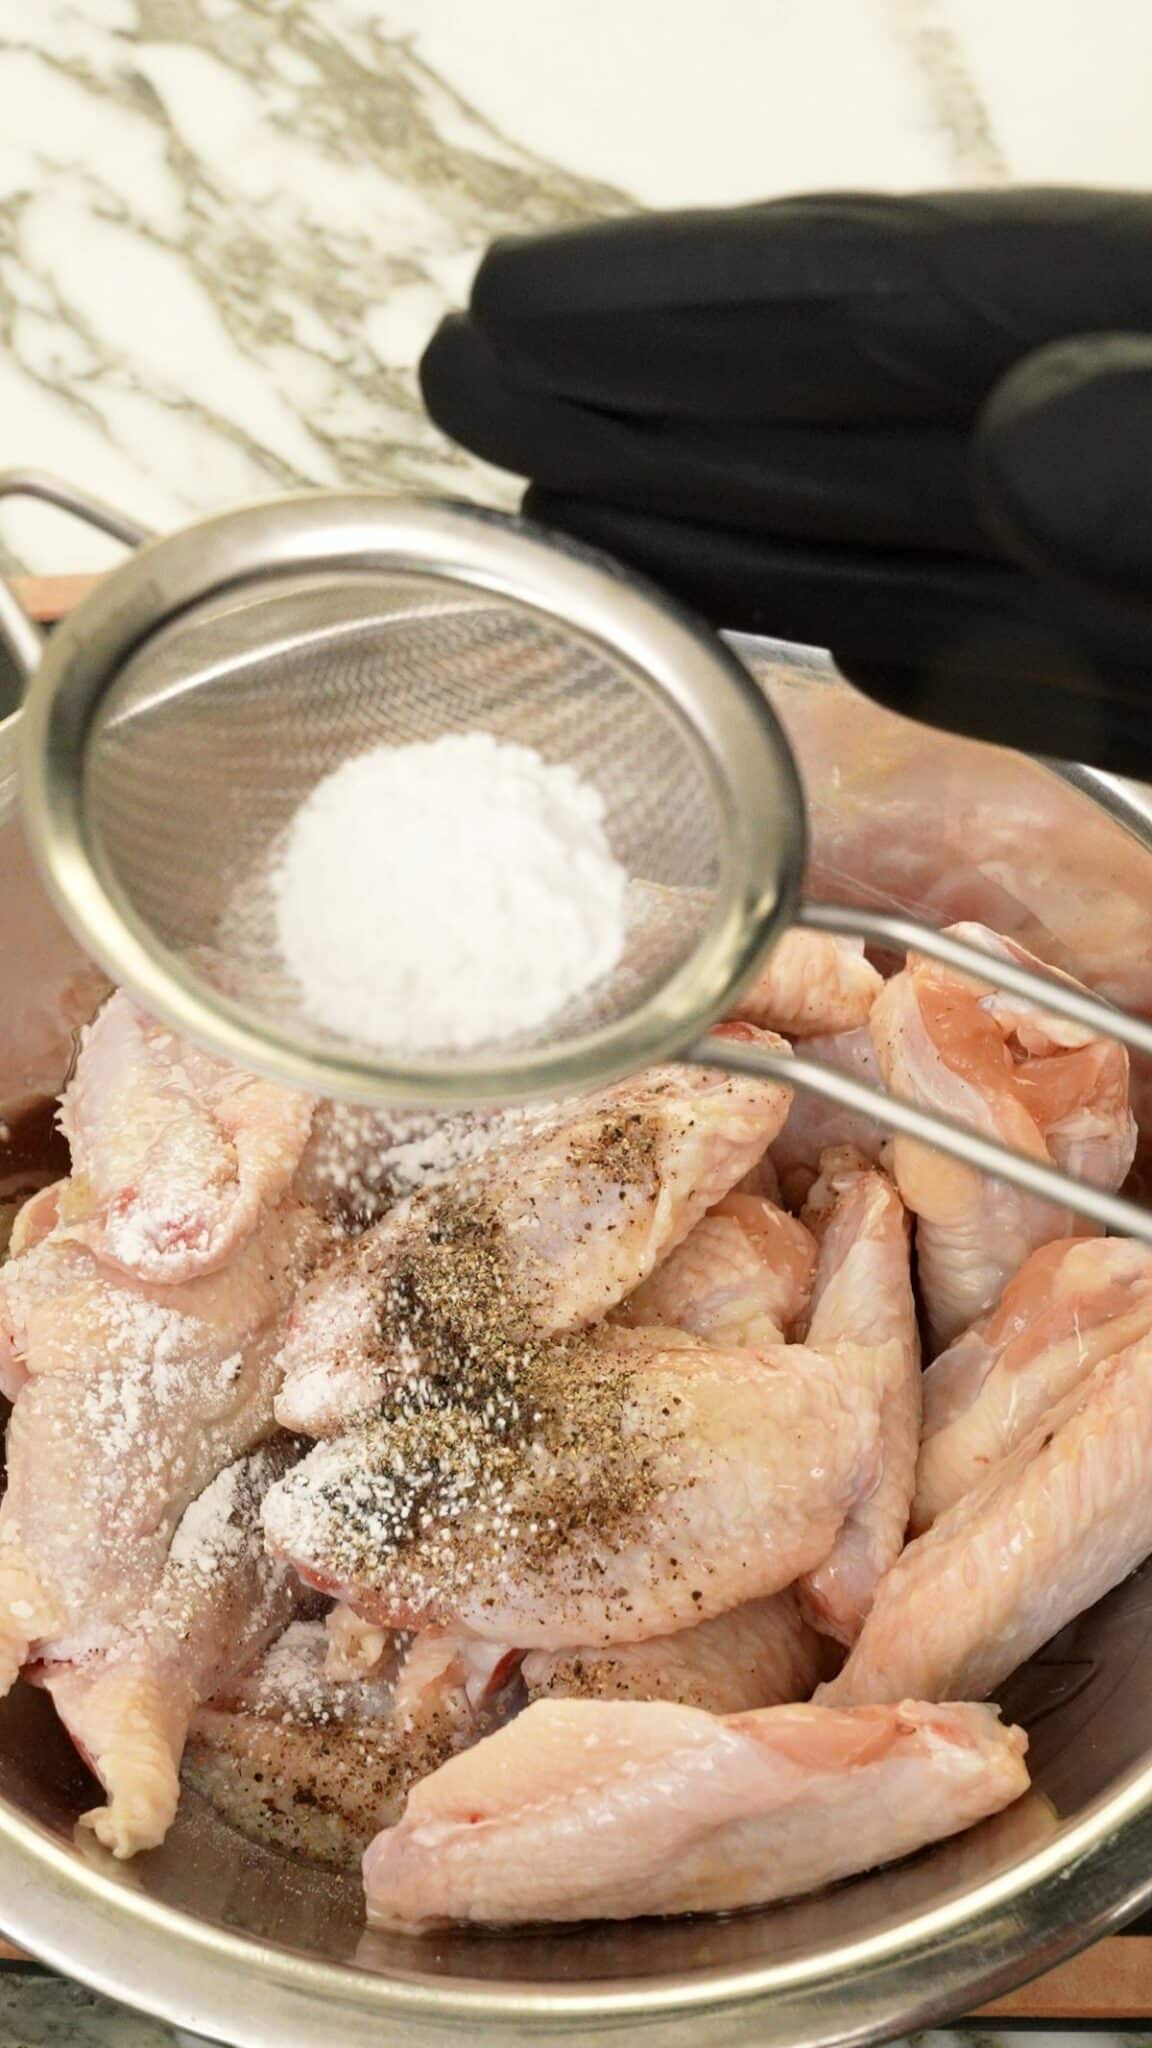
[271, 732, 627, 1053]
[168, 1462, 245, 1577]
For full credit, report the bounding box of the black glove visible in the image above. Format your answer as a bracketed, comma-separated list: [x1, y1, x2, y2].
[419, 190, 1152, 775]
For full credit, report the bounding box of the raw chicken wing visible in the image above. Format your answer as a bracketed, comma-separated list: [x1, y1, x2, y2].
[275, 1030, 793, 1436]
[325, 1599, 395, 1681]
[58, 991, 314, 1283]
[523, 1590, 831, 1713]
[45, 1438, 303, 1857]
[824, 1327, 1152, 1707]
[770, 1026, 888, 1209]
[626, 886, 880, 1038]
[914, 1236, 1152, 1530]
[870, 923, 1135, 1349]
[0, 1200, 325, 1706]
[264, 1325, 888, 1647]
[730, 930, 882, 1036]
[798, 1160, 920, 1643]
[617, 1192, 816, 1345]
[362, 1695, 1028, 1930]
[186, 1618, 404, 1864]
[186, 1617, 517, 1865]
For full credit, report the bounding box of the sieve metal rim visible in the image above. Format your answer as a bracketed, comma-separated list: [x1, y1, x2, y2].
[16, 492, 808, 1106]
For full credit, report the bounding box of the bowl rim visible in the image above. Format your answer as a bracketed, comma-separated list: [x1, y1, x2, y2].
[7, 657, 1152, 2044]
[1, 1744, 1152, 2045]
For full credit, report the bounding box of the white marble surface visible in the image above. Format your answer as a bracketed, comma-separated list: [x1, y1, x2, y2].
[0, 0, 1150, 580]
[3, 1, 1152, 2041]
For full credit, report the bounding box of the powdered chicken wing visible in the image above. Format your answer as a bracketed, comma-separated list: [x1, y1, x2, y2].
[58, 992, 313, 1283]
[0, 1200, 324, 1703]
[44, 1439, 303, 1858]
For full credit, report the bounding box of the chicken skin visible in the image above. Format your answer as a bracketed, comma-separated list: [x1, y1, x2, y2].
[44, 1438, 303, 1857]
[617, 1192, 817, 1346]
[870, 923, 1135, 1350]
[825, 1327, 1152, 1707]
[730, 930, 882, 1037]
[914, 1235, 1152, 1531]
[798, 1161, 920, 1644]
[274, 1031, 794, 1438]
[523, 1590, 831, 1713]
[264, 1326, 889, 1648]
[769, 1026, 888, 1209]
[0, 1199, 323, 1701]
[58, 991, 313, 1284]
[185, 1615, 516, 1866]
[362, 1696, 1028, 1931]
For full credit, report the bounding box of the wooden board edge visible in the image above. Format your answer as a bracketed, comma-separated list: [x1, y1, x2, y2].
[9, 574, 101, 624]
[976, 1937, 1152, 2019]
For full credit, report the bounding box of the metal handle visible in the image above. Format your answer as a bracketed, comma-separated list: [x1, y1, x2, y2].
[799, 902, 1152, 1060]
[0, 471, 153, 691]
[697, 906, 1152, 1247]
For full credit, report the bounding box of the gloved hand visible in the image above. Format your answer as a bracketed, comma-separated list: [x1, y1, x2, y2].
[419, 191, 1152, 775]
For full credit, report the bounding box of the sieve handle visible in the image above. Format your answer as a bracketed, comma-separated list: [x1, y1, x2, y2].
[695, 903, 1152, 1246]
[0, 471, 153, 690]
[798, 900, 1152, 1060]
[695, 1032, 1152, 1245]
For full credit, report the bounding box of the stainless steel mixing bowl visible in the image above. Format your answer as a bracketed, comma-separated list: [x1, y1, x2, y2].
[5, 638, 1152, 2048]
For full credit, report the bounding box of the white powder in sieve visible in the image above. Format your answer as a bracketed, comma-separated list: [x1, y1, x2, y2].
[270, 732, 627, 1052]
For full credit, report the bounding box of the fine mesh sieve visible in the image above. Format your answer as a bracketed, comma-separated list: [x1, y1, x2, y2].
[8, 475, 1152, 1244]
[86, 572, 741, 1072]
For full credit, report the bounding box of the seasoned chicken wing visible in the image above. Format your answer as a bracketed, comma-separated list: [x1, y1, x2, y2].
[264, 1325, 887, 1648]
[798, 1161, 920, 1644]
[824, 1328, 1152, 1707]
[185, 1618, 403, 1864]
[914, 1235, 1152, 1531]
[870, 923, 1135, 1350]
[275, 1030, 793, 1437]
[362, 1695, 1028, 1931]
[58, 991, 314, 1284]
[185, 1616, 517, 1865]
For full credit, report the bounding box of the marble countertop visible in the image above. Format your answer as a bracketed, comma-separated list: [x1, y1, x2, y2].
[0, 1966, 1146, 2048]
[3, 0, 1152, 2042]
[0, 1969, 1148, 2048]
[0, 0, 1151, 581]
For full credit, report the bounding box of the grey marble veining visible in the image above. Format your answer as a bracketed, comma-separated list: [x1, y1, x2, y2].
[0, 0, 632, 573]
[0, 1977, 1140, 2048]
[0, 1968, 184, 2044]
